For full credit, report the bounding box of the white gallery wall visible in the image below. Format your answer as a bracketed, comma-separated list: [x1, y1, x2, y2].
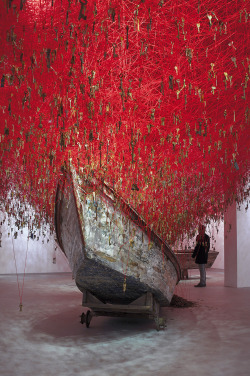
[0, 212, 71, 274]
[210, 221, 224, 269]
[3, 198, 249, 276]
[1, 219, 225, 276]
[237, 201, 250, 286]
[224, 197, 250, 288]
[0, 209, 225, 275]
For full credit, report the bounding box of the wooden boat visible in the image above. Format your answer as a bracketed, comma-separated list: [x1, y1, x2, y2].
[55, 167, 181, 307]
[175, 250, 219, 279]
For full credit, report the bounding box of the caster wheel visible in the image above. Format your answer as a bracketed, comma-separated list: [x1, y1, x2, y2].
[154, 316, 166, 331]
[86, 310, 92, 328]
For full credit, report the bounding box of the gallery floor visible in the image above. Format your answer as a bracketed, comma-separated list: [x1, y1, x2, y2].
[0, 269, 250, 376]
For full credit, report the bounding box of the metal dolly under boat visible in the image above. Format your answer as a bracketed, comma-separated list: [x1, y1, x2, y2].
[80, 289, 166, 331]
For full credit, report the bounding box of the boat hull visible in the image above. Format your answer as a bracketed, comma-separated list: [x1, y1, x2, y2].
[55, 169, 181, 306]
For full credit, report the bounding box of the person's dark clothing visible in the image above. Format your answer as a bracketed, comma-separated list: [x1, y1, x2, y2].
[192, 233, 210, 264]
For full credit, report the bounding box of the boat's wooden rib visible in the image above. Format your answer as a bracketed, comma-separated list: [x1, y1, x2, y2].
[55, 168, 181, 306]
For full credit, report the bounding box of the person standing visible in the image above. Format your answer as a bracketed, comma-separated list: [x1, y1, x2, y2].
[192, 224, 210, 287]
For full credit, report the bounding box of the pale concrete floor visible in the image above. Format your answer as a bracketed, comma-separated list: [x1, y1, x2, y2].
[0, 269, 250, 376]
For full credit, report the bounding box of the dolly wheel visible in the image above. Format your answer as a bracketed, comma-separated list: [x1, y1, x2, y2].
[80, 312, 86, 325]
[86, 310, 92, 328]
[155, 316, 166, 331]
